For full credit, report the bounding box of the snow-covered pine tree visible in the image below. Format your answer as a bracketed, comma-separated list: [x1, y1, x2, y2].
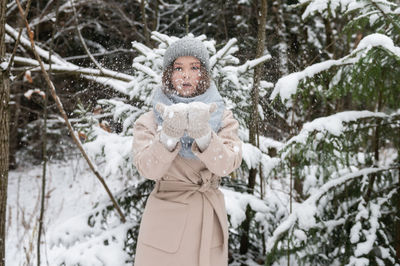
[265, 0, 400, 265]
[50, 32, 281, 265]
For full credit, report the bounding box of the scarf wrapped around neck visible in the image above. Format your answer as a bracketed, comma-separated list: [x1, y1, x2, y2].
[152, 82, 225, 159]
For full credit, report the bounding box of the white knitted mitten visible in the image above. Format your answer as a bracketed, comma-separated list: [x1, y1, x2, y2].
[156, 103, 188, 150]
[187, 102, 217, 150]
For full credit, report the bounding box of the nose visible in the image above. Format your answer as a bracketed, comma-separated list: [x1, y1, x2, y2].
[182, 70, 189, 79]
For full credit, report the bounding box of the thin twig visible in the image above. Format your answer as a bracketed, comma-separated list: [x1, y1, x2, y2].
[368, 0, 400, 33]
[37, 1, 59, 264]
[70, 0, 105, 73]
[64, 48, 134, 61]
[15, 0, 126, 223]
[6, 0, 32, 74]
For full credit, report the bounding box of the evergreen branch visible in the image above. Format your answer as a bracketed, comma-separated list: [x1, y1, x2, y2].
[265, 167, 389, 256]
[209, 38, 238, 70]
[270, 33, 400, 103]
[151, 31, 175, 46]
[368, 0, 400, 33]
[131, 41, 153, 57]
[15, 0, 126, 224]
[283, 110, 388, 152]
[132, 62, 159, 80]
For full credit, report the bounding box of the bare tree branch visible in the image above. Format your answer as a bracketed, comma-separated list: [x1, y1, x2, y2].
[64, 48, 134, 61]
[6, 0, 32, 74]
[12, 56, 134, 83]
[70, 0, 105, 73]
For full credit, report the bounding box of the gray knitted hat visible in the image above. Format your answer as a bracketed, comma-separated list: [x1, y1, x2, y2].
[163, 36, 210, 72]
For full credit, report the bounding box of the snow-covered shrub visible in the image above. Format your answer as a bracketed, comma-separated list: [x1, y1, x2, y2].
[266, 113, 400, 265]
[75, 31, 272, 179]
[48, 180, 155, 265]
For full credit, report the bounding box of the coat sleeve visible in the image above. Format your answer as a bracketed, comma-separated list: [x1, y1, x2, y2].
[191, 109, 242, 177]
[132, 111, 181, 180]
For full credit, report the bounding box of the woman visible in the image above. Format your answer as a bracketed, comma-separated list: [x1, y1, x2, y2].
[132, 36, 242, 266]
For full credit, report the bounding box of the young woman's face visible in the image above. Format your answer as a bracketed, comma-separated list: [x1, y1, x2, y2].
[171, 56, 201, 97]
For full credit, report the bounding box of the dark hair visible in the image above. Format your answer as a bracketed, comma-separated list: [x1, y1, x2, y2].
[162, 63, 210, 97]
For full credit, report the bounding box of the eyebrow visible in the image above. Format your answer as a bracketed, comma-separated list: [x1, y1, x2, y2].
[173, 62, 201, 65]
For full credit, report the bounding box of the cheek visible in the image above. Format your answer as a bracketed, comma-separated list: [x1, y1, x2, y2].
[192, 72, 201, 83]
[171, 73, 182, 84]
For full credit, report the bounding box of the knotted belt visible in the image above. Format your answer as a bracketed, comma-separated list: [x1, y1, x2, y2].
[157, 171, 226, 266]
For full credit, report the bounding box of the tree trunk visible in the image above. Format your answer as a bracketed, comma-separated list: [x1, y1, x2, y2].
[248, 0, 267, 193]
[396, 174, 400, 260]
[8, 94, 20, 169]
[0, 0, 10, 264]
[239, 0, 267, 258]
[397, 126, 400, 261]
[140, 0, 150, 46]
[323, 17, 335, 58]
[273, 0, 288, 76]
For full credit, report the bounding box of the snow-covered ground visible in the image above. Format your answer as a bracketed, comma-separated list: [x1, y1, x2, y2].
[5, 155, 130, 265]
[5, 151, 290, 266]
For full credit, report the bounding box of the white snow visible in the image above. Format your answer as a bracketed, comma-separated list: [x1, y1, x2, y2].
[24, 89, 46, 99]
[355, 33, 400, 56]
[266, 167, 388, 253]
[300, 0, 354, 20]
[286, 110, 387, 146]
[270, 59, 343, 102]
[6, 156, 135, 265]
[0, 62, 8, 70]
[6, 151, 291, 265]
[293, 229, 307, 242]
[241, 142, 262, 169]
[83, 128, 135, 178]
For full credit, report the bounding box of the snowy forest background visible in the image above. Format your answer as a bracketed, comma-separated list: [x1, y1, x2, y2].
[0, 0, 399, 265]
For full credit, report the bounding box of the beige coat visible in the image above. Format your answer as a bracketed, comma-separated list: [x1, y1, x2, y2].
[132, 109, 242, 266]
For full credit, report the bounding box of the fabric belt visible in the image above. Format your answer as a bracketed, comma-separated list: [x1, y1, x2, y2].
[157, 174, 224, 266]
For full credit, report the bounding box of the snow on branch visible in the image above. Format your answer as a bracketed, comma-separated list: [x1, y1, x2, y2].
[347, 187, 398, 265]
[299, 0, 399, 20]
[151, 31, 179, 46]
[7, 23, 136, 94]
[13, 56, 134, 82]
[131, 41, 155, 57]
[132, 62, 160, 81]
[82, 75, 129, 96]
[5, 23, 68, 66]
[286, 110, 388, 146]
[97, 98, 146, 134]
[270, 33, 400, 105]
[12, 55, 134, 94]
[236, 54, 272, 74]
[48, 200, 133, 265]
[242, 142, 263, 170]
[266, 167, 389, 253]
[209, 38, 239, 69]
